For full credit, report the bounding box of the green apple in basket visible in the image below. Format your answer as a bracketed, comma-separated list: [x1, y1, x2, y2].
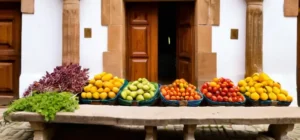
[121, 78, 157, 101]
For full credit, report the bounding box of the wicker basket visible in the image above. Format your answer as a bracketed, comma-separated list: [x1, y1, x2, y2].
[203, 93, 246, 106]
[159, 88, 204, 107]
[80, 80, 128, 105]
[245, 96, 291, 106]
[118, 82, 160, 106]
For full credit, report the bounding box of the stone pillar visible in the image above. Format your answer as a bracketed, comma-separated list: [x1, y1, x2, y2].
[245, 0, 263, 77]
[30, 122, 54, 140]
[62, 0, 80, 65]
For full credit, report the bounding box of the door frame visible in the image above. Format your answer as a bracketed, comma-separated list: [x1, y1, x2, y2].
[297, 2, 300, 106]
[102, 0, 217, 87]
[0, 0, 34, 14]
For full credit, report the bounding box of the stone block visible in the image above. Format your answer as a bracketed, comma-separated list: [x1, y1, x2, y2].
[110, 0, 125, 25]
[101, 0, 110, 25]
[21, 0, 34, 14]
[103, 51, 124, 78]
[209, 0, 220, 25]
[108, 25, 124, 52]
[196, 25, 212, 53]
[195, 0, 210, 25]
[284, 0, 299, 17]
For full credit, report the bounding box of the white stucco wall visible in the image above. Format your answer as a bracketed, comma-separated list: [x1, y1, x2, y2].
[19, 0, 298, 106]
[20, 0, 63, 97]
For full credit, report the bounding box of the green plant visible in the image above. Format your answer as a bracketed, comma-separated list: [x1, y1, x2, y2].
[4, 92, 79, 122]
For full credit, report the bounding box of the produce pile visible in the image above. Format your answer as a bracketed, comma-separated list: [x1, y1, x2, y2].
[201, 77, 245, 103]
[160, 79, 201, 101]
[23, 64, 89, 96]
[238, 72, 293, 102]
[121, 78, 157, 101]
[81, 72, 125, 100]
[4, 92, 79, 122]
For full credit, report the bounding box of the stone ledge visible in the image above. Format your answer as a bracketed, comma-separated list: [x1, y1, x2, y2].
[7, 105, 300, 126]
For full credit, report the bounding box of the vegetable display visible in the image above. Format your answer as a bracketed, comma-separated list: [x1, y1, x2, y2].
[23, 64, 89, 96]
[201, 77, 245, 103]
[4, 92, 79, 122]
[160, 79, 201, 101]
[120, 78, 157, 101]
[81, 72, 125, 100]
[238, 72, 293, 106]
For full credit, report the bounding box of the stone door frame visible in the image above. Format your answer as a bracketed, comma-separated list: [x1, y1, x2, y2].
[101, 0, 218, 87]
[0, 0, 35, 14]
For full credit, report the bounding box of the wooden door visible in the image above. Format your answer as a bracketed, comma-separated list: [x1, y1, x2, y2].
[126, 3, 158, 82]
[176, 3, 195, 84]
[0, 2, 21, 105]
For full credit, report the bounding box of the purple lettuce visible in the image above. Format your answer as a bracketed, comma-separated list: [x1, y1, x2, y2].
[23, 63, 89, 97]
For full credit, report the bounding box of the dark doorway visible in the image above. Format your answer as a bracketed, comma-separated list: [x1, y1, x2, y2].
[158, 2, 177, 84]
[125, 2, 195, 84]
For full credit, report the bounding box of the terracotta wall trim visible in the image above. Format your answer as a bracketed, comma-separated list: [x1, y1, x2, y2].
[101, 0, 110, 25]
[284, 0, 299, 17]
[209, 0, 220, 26]
[21, 0, 34, 14]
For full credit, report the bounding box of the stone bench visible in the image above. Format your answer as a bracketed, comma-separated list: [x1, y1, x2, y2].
[6, 105, 300, 140]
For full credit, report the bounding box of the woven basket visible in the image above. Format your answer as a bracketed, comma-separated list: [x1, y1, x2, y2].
[203, 93, 246, 106]
[159, 88, 204, 107]
[245, 96, 291, 106]
[80, 80, 128, 105]
[118, 82, 160, 106]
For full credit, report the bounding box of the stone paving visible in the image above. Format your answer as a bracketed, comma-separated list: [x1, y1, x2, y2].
[0, 108, 300, 140]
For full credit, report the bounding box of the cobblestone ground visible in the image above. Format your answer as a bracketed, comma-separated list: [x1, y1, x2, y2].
[0, 109, 299, 140]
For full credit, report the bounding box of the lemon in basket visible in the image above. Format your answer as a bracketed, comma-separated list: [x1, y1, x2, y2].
[108, 92, 116, 99]
[81, 92, 87, 98]
[260, 93, 268, 101]
[250, 92, 259, 101]
[95, 80, 103, 88]
[86, 92, 92, 99]
[90, 86, 98, 93]
[100, 92, 108, 100]
[277, 94, 287, 102]
[93, 92, 100, 99]
[287, 95, 293, 102]
[89, 79, 96, 84]
[268, 93, 277, 101]
[112, 87, 119, 93]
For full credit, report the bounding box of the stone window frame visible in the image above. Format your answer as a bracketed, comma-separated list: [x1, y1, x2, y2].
[101, 0, 219, 87]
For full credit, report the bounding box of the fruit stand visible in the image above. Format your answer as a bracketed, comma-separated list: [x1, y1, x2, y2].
[2, 64, 297, 140]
